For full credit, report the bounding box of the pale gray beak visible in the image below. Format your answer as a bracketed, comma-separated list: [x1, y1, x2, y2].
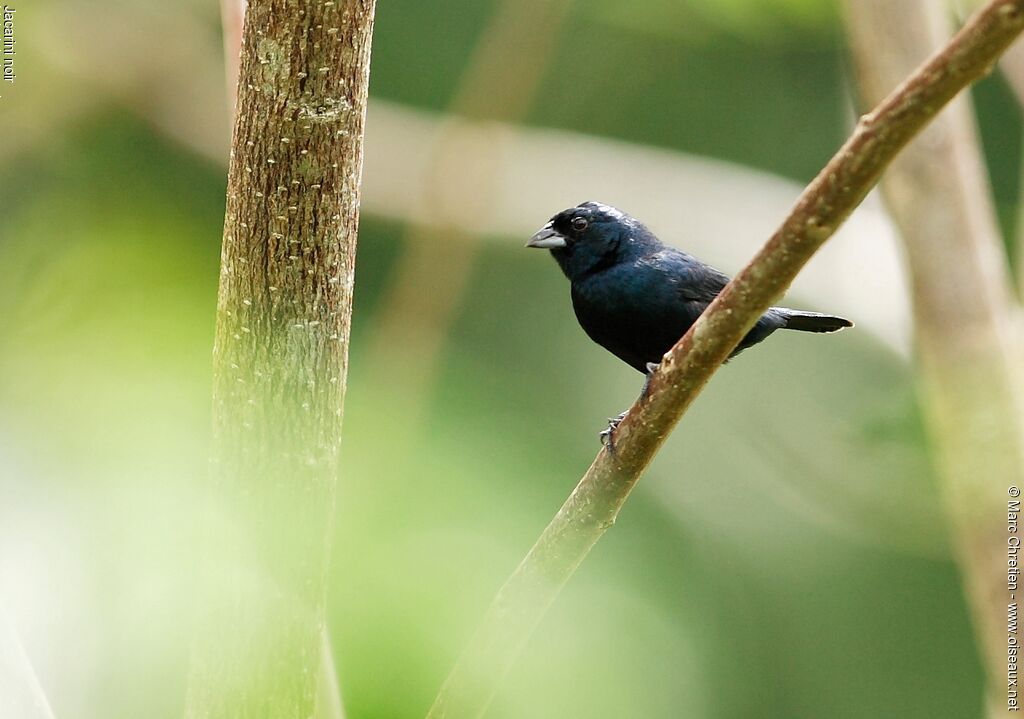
[526, 225, 567, 249]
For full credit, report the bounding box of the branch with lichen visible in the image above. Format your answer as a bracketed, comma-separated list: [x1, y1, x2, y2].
[425, 2, 1024, 717]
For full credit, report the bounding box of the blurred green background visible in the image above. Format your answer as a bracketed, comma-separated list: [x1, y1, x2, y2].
[2, 0, 1021, 717]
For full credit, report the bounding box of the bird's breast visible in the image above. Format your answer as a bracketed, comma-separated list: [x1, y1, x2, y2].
[570, 265, 672, 321]
[567, 263, 697, 373]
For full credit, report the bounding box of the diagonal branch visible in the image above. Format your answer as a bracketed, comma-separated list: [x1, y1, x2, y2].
[425, 1, 1024, 717]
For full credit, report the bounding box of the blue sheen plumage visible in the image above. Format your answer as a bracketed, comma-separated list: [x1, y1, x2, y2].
[528, 201, 852, 374]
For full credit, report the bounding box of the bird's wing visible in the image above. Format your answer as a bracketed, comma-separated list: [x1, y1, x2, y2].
[640, 249, 730, 303]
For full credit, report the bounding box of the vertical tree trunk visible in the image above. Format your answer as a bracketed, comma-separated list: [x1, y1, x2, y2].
[845, 3, 1024, 717]
[184, 2, 376, 717]
[1002, 41, 1024, 292]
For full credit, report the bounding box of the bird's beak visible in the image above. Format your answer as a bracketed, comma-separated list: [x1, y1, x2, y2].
[526, 224, 567, 249]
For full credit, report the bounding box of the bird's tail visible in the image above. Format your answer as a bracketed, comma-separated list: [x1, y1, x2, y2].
[776, 309, 853, 333]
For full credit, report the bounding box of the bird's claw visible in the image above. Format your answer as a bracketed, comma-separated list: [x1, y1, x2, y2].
[640, 362, 660, 398]
[599, 411, 629, 449]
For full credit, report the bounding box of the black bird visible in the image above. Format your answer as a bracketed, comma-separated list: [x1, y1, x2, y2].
[527, 201, 852, 441]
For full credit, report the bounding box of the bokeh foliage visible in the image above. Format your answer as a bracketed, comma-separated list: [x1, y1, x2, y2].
[2, 0, 1018, 717]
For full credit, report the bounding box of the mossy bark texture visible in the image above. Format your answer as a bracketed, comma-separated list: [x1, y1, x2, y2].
[185, 2, 376, 718]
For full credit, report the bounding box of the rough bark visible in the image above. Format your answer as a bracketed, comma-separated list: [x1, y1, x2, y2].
[846, 2, 1024, 716]
[426, 2, 1024, 717]
[184, 1, 376, 718]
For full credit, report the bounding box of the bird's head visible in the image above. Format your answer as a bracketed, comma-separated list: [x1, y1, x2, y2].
[526, 201, 645, 280]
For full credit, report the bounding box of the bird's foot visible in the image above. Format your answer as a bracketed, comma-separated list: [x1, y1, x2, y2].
[599, 411, 629, 449]
[640, 362, 659, 398]
[600, 366, 659, 449]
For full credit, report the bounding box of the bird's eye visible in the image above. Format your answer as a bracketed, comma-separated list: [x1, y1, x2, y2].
[571, 216, 588, 231]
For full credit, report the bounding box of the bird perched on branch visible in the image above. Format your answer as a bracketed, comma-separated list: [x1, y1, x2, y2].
[527, 201, 853, 443]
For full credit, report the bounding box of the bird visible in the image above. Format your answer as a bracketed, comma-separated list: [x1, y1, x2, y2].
[526, 201, 853, 444]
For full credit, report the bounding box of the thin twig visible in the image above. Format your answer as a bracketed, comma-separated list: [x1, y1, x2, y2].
[425, 2, 1024, 717]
